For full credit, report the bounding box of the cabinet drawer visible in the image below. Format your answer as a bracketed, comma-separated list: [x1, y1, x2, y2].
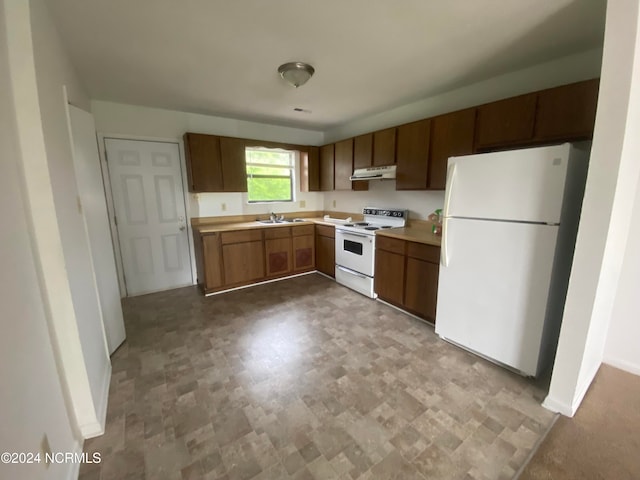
[292, 224, 314, 236]
[407, 242, 440, 263]
[376, 235, 405, 255]
[221, 229, 263, 244]
[315, 224, 335, 238]
[264, 227, 291, 240]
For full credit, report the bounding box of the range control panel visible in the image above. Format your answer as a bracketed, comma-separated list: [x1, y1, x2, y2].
[363, 208, 407, 219]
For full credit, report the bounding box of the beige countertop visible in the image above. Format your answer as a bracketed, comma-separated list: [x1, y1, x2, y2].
[195, 216, 441, 247]
[195, 217, 341, 234]
[376, 226, 442, 247]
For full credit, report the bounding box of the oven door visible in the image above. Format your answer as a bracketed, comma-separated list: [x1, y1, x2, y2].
[335, 229, 375, 277]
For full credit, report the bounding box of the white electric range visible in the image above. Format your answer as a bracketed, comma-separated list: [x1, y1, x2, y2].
[334, 207, 408, 298]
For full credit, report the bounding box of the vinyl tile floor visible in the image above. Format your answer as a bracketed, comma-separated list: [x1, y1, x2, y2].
[80, 273, 554, 480]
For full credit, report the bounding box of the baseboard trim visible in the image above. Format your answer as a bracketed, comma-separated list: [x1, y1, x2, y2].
[79, 361, 111, 439]
[543, 361, 601, 417]
[603, 356, 640, 376]
[204, 270, 317, 297]
[541, 395, 574, 416]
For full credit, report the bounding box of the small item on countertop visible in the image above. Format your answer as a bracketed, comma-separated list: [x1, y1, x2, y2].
[428, 208, 443, 236]
[323, 215, 352, 224]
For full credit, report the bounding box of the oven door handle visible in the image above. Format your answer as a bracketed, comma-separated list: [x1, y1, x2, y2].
[336, 265, 369, 279]
[336, 229, 369, 239]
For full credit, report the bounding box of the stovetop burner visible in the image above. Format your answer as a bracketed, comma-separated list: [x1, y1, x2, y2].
[355, 222, 369, 226]
[364, 226, 379, 231]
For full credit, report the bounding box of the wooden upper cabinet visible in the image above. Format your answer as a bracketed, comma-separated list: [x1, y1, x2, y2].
[475, 93, 537, 149]
[373, 128, 396, 166]
[320, 144, 335, 191]
[184, 133, 223, 192]
[334, 139, 354, 190]
[301, 147, 320, 192]
[534, 79, 599, 141]
[219, 137, 248, 192]
[353, 133, 373, 169]
[396, 119, 431, 190]
[429, 108, 476, 190]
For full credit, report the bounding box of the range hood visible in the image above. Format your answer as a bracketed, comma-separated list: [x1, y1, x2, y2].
[350, 165, 396, 181]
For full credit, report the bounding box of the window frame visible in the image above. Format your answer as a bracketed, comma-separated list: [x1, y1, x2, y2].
[245, 147, 296, 204]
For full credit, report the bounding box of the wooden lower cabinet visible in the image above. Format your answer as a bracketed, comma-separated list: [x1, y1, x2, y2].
[265, 237, 292, 276]
[315, 224, 335, 277]
[404, 257, 439, 321]
[293, 226, 315, 272]
[222, 240, 265, 286]
[195, 231, 224, 292]
[374, 249, 405, 306]
[374, 236, 440, 323]
[196, 224, 318, 294]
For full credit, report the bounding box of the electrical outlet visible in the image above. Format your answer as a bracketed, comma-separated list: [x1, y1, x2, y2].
[41, 434, 52, 468]
[221, 203, 227, 211]
[332, 200, 336, 208]
[299, 200, 306, 208]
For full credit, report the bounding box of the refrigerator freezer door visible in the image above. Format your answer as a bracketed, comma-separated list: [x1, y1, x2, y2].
[447, 144, 570, 224]
[435, 218, 559, 376]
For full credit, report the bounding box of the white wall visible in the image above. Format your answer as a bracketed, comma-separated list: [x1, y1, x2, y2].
[0, 1, 81, 479]
[544, 0, 640, 416]
[324, 181, 444, 221]
[605, 174, 640, 375]
[92, 100, 325, 218]
[4, 0, 110, 441]
[30, 0, 111, 437]
[324, 48, 603, 143]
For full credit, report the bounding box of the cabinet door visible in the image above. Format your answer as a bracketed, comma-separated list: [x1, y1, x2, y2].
[374, 249, 405, 306]
[293, 234, 315, 272]
[222, 241, 265, 285]
[202, 233, 223, 290]
[184, 133, 223, 192]
[334, 139, 354, 190]
[396, 119, 431, 190]
[219, 137, 248, 192]
[534, 79, 599, 141]
[301, 147, 320, 192]
[475, 93, 537, 149]
[404, 257, 439, 322]
[429, 108, 476, 190]
[265, 237, 292, 276]
[353, 133, 373, 169]
[320, 144, 335, 191]
[315, 233, 335, 277]
[373, 128, 396, 166]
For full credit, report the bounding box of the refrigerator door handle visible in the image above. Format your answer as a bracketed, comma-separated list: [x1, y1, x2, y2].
[441, 162, 456, 268]
[441, 216, 449, 267]
[443, 161, 457, 219]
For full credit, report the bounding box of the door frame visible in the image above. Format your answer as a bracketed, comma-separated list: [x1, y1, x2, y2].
[97, 134, 197, 297]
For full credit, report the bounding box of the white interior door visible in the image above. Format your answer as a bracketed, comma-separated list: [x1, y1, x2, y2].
[436, 218, 559, 376]
[105, 138, 192, 296]
[68, 105, 126, 354]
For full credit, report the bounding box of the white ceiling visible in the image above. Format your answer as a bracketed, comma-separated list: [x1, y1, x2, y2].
[47, 0, 606, 130]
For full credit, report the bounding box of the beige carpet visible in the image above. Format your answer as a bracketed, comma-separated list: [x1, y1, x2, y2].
[519, 363, 640, 480]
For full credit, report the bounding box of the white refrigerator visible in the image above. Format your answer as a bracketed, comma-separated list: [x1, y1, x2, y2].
[435, 143, 589, 377]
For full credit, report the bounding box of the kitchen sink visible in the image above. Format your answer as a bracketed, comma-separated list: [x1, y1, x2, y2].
[257, 218, 306, 224]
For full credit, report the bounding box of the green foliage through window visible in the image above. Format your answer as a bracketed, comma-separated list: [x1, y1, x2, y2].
[245, 148, 294, 203]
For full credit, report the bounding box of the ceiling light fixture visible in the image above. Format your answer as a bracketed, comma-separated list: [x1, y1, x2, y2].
[278, 62, 315, 88]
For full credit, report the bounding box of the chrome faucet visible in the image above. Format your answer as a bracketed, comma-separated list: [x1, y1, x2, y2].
[270, 212, 283, 222]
